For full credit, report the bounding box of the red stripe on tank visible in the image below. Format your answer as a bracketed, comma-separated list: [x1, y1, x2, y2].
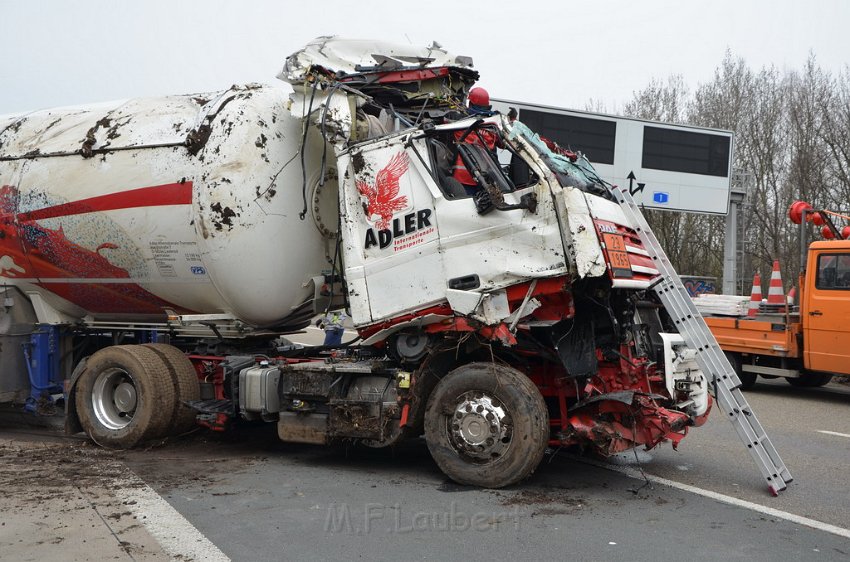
[17, 181, 193, 222]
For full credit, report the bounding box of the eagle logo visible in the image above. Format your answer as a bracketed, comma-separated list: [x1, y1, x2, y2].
[356, 152, 409, 230]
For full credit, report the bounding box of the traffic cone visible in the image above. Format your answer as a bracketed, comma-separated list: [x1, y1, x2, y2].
[748, 272, 762, 317]
[766, 260, 785, 311]
[787, 286, 796, 307]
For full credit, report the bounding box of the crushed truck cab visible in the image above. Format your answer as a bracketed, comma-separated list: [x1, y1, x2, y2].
[338, 116, 654, 331]
[0, 36, 788, 493]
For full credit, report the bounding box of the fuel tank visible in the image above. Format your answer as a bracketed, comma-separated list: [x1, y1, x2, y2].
[0, 84, 338, 328]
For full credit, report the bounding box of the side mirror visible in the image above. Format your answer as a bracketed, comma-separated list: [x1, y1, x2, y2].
[474, 191, 537, 215]
[519, 193, 538, 213]
[474, 190, 495, 215]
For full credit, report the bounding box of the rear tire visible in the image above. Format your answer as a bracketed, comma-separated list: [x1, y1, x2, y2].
[424, 362, 548, 488]
[75, 345, 176, 448]
[787, 373, 833, 387]
[725, 352, 756, 390]
[143, 343, 201, 433]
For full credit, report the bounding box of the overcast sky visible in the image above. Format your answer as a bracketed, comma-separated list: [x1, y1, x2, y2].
[1, 0, 848, 117]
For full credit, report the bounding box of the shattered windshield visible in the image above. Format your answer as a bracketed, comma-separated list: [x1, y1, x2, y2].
[507, 120, 614, 200]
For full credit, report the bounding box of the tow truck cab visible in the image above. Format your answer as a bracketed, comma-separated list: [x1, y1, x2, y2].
[801, 240, 850, 374]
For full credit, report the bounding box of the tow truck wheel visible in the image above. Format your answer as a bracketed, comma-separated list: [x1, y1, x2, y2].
[725, 352, 756, 390]
[75, 345, 176, 449]
[787, 373, 833, 387]
[424, 362, 548, 488]
[143, 343, 201, 433]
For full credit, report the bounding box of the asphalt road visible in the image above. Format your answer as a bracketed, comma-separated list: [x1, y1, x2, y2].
[117, 430, 848, 561]
[2, 378, 849, 561]
[116, 379, 850, 561]
[639, 378, 850, 527]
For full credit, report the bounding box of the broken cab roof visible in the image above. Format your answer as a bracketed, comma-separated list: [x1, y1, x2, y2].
[278, 36, 478, 87]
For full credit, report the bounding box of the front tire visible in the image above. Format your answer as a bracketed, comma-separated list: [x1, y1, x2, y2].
[75, 345, 175, 448]
[424, 362, 548, 488]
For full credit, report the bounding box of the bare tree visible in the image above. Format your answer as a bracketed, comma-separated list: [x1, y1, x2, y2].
[620, 51, 850, 292]
[819, 66, 850, 206]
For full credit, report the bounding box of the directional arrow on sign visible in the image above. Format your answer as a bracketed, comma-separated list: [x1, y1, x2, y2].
[627, 171, 645, 196]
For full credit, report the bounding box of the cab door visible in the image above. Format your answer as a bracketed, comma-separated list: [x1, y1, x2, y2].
[803, 250, 850, 374]
[426, 130, 568, 298]
[337, 139, 444, 325]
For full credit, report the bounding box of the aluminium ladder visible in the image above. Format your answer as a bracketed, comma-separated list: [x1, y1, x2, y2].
[609, 184, 792, 496]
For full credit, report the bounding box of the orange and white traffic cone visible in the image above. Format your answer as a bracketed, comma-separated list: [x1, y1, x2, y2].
[748, 272, 762, 317]
[787, 286, 796, 307]
[766, 260, 785, 312]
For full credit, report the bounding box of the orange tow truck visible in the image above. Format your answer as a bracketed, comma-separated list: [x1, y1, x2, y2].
[706, 202, 850, 389]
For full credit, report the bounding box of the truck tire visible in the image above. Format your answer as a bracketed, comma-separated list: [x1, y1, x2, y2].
[142, 343, 201, 433]
[75, 345, 176, 448]
[725, 352, 756, 390]
[424, 362, 549, 488]
[787, 373, 833, 387]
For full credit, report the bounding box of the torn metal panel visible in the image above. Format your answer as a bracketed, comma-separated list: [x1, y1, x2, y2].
[288, 86, 354, 146]
[474, 290, 510, 325]
[358, 313, 453, 346]
[279, 36, 475, 85]
[552, 185, 607, 279]
[560, 393, 692, 456]
[279, 36, 478, 126]
[445, 289, 483, 316]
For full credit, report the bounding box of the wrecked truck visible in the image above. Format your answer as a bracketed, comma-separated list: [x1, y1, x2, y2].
[0, 36, 730, 489]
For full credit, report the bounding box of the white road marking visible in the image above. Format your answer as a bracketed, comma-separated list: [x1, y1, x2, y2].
[573, 455, 850, 541]
[113, 469, 230, 562]
[817, 430, 850, 439]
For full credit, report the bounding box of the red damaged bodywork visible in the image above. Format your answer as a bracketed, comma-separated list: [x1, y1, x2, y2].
[593, 219, 659, 284]
[358, 274, 704, 457]
[425, 317, 517, 346]
[559, 394, 710, 456]
[357, 277, 575, 346]
[523, 335, 710, 456]
[552, 346, 712, 455]
[339, 67, 451, 85]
